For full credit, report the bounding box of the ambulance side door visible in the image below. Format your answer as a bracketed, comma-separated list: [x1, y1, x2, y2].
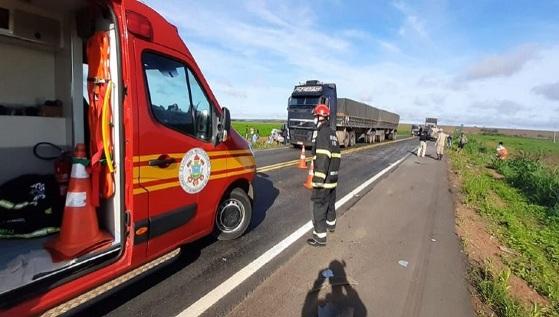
[133, 42, 208, 257]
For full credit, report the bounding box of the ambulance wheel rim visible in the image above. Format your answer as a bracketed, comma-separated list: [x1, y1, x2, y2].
[217, 199, 245, 233]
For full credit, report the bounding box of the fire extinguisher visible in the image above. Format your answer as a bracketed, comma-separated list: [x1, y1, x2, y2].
[34, 142, 73, 197]
[54, 153, 72, 196]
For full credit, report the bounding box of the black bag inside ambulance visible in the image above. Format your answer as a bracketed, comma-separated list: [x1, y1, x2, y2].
[0, 174, 63, 238]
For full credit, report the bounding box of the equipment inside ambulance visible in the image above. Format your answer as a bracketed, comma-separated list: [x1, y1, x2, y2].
[0, 1, 254, 315]
[1, 1, 120, 298]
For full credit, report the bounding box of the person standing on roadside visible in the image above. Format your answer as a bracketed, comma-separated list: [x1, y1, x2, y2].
[435, 129, 447, 160]
[458, 132, 468, 152]
[446, 134, 453, 148]
[307, 104, 341, 247]
[281, 123, 288, 145]
[417, 127, 427, 158]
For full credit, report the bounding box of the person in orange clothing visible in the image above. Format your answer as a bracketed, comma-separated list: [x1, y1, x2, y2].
[496, 142, 509, 160]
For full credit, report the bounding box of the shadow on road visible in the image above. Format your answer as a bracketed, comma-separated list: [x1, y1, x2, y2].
[248, 173, 279, 231]
[73, 236, 215, 317]
[73, 175, 277, 316]
[301, 260, 367, 317]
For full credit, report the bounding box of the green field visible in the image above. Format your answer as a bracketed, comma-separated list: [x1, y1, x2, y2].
[468, 134, 559, 167]
[397, 123, 411, 137]
[232, 121, 282, 139]
[450, 134, 559, 316]
[234, 121, 411, 137]
[233, 120, 412, 148]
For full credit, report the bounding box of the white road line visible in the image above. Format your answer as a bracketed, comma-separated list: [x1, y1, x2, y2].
[177, 153, 412, 317]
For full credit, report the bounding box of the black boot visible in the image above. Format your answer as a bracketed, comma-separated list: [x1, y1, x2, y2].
[306, 238, 326, 247]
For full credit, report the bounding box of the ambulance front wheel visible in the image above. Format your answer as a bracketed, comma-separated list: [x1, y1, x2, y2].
[215, 187, 252, 240]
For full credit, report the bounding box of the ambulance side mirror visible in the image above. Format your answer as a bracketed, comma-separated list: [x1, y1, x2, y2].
[217, 107, 231, 143]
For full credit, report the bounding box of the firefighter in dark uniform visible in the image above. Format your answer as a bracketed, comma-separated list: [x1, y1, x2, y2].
[307, 104, 341, 247]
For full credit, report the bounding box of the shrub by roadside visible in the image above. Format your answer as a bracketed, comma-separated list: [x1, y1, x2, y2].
[494, 155, 559, 215]
[449, 134, 559, 317]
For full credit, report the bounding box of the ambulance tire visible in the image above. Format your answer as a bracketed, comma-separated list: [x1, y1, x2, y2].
[215, 187, 252, 240]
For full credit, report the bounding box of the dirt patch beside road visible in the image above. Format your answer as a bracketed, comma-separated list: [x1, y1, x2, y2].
[448, 163, 550, 316]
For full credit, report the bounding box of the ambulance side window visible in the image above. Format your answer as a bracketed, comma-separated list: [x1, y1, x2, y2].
[143, 52, 193, 135]
[143, 52, 212, 141]
[186, 69, 212, 141]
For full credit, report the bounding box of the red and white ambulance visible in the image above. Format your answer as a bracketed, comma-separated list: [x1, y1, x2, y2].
[0, 0, 255, 315]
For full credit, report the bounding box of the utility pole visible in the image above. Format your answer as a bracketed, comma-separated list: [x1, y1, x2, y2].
[554, 131, 557, 143]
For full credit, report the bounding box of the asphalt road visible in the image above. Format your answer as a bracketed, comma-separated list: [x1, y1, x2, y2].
[76, 138, 418, 317]
[229, 146, 473, 317]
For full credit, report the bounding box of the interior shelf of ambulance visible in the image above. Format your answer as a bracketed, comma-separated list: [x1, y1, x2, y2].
[0, 1, 123, 299]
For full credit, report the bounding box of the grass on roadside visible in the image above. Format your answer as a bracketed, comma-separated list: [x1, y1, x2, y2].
[449, 134, 559, 316]
[470, 265, 540, 317]
[397, 123, 411, 137]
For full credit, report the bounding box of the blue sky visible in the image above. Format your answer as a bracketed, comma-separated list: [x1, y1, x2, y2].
[144, 0, 559, 130]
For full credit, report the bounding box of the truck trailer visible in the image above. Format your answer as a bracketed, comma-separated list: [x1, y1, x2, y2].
[287, 80, 400, 147]
[0, 1, 255, 315]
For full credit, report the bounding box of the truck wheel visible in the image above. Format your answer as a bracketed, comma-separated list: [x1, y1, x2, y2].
[349, 131, 356, 147]
[343, 131, 350, 147]
[215, 188, 252, 240]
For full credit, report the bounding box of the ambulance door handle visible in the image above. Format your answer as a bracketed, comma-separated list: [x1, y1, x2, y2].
[148, 155, 175, 168]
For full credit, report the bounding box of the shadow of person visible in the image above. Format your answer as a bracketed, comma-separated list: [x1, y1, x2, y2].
[248, 173, 279, 231]
[301, 260, 367, 317]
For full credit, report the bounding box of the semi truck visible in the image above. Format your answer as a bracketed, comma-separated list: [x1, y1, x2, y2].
[287, 80, 400, 147]
[425, 117, 438, 128]
[0, 0, 255, 315]
[425, 117, 439, 140]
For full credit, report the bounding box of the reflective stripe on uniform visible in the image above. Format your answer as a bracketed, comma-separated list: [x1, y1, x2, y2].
[330, 171, 338, 176]
[313, 230, 327, 238]
[312, 182, 338, 189]
[314, 171, 326, 179]
[0, 200, 38, 210]
[0, 227, 59, 239]
[15, 202, 32, 209]
[326, 219, 336, 226]
[0, 200, 15, 209]
[331, 152, 341, 158]
[316, 149, 332, 158]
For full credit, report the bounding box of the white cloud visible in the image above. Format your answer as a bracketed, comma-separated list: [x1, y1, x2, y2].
[379, 40, 401, 54]
[392, 1, 429, 40]
[460, 45, 539, 81]
[532, 82, 559, 101]
[471, 99, 526, 115]
[144, 1, 559, 130]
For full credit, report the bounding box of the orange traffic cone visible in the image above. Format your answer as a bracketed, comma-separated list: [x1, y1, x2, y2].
[45, 144, 112, 262]
[304, 161, 314, 189]
[298, 144, 307, 169]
